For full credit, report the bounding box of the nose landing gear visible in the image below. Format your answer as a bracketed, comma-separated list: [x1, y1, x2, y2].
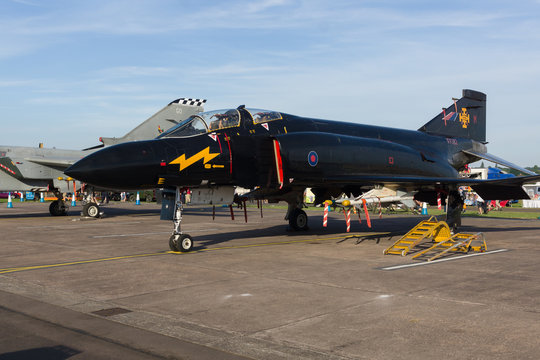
[82, 202, 100, 218]
[168, 187, 193, 252]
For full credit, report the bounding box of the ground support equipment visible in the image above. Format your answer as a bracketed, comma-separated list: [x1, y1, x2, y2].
[383, 216, 450, 256]
[411, 232, 487, 261]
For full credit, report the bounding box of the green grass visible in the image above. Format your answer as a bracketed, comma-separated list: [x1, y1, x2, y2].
[3, 199, 539, 220]
[426, 208, 540, 220]
[249, 203, 540, 220]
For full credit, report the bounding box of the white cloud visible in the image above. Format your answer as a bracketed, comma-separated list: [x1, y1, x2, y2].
[192, 63, 287, 76]
[245, 0, 289, 13]
[8, 0, 41, 5]
[94, 66, 173, 78]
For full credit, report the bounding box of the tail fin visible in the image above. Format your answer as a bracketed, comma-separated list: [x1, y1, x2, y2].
[419, 89, 486, 143]
[100, 98, 206, 146]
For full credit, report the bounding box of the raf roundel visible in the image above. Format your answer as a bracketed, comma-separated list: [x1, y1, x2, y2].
[307, 151, 318, 167]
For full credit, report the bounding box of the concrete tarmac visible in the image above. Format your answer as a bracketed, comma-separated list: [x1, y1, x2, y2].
[0, 201, 539, 359]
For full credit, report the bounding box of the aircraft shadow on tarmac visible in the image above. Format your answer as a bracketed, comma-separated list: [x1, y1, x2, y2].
[3, 205, 538, 250]
[189, 214, 540, 251]
[187, 215, 417, 251]
[0, 345, 81, 360]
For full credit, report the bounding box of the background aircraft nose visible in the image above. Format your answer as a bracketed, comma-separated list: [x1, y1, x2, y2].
[66, 141, 160, 190]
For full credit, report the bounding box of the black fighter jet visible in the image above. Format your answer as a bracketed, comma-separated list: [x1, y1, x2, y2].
[66, 89, 540, 252]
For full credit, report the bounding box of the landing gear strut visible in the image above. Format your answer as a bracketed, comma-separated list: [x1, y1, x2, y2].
[169, 187, 193, 252]
[446, 189, 464, 233]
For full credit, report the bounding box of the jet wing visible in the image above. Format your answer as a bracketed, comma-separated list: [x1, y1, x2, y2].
[323, 175, 473, 186]
[0, 157, 24, 180]
[25, 157, 77, 170]
[323, 174, 540, 200]
[462, 150, 535, 175]
[82, 144, 105, 151]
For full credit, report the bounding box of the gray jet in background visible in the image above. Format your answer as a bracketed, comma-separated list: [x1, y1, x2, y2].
[0, 98, 206, 216]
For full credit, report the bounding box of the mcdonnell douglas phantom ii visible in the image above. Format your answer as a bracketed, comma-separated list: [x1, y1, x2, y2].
[66, 89, 540, 252]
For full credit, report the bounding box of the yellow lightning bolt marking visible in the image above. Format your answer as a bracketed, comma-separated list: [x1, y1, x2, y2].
[169, 147, 220, 171]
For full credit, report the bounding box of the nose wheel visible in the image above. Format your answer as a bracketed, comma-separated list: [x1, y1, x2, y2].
[82, 202, 100, 218]
[169, 234, 193, 252]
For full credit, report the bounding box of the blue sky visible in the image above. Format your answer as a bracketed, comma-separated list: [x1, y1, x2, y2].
[1, 0, 539, 166]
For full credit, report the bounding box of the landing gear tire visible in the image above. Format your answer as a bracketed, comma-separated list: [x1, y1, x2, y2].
[82, 202, 100, 218]
[169, 234, 193, 252]
[289, 209, 308, 231]
[49, 200, 68, 216]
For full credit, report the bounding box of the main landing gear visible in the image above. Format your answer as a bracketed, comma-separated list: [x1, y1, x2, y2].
[168, 187, 193, 252]
[49, 199, 68, 216]
[289, 208, 308, 231]
[286, 194, 309, 231]
[49, 190, 68, 216]
[445, 189, 464, 233]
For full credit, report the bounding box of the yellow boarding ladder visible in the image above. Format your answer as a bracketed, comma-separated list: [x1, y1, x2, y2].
[411, 232, 486, 262]
[383, 216, 451, 256]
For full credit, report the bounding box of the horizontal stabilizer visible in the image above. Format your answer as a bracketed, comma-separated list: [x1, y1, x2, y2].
[470, 174, 540, 200]
[462, 150, 535, 175]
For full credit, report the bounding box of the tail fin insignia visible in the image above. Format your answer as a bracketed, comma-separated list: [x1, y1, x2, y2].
[419, 89, 486, 143]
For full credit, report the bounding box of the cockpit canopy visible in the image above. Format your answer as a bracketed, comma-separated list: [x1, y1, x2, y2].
[249, 109, 282, 124]
[158, 108, 282, 138]
[206, 109, 240, 131]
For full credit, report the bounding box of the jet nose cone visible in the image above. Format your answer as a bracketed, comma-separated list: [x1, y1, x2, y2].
[66, 141, 160, 190]
[64, 162, 89, 182]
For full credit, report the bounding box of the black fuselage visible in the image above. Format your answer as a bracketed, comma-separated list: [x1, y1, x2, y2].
[66, 107, 475, 198]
